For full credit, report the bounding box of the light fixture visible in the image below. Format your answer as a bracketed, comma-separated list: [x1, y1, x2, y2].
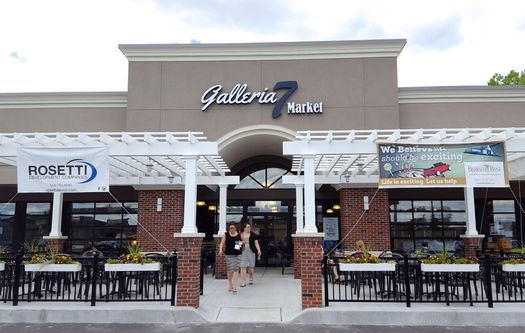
[196, 201, 206, 207]
[208, 205, 216, 211]
[326, 208, 334, 214]
[168, 171, 175, 184]
[271, 206, 278, 213]
[333, 204, 341, 210]
[363, 196, 369, 210]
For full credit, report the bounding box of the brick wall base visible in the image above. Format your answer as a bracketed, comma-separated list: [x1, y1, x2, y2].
[137, 190, 184, 252]
[293, 234, 324, 309]
[214, 234, 227, 279]
[174, 233, 204, 308]
[292, 237, 301, 279]
[43, 236, 67, 253]
[340, 188, 390, 250]
[461, 235, 484, 258]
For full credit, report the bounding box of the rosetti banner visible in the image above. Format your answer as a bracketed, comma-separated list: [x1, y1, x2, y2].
[378, 142, 508, 188]
[17, 147, 109, 193]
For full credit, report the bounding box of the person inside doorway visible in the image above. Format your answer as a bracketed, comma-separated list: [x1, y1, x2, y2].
[219, 222, 243, 293]
[240, 223, 262, 287]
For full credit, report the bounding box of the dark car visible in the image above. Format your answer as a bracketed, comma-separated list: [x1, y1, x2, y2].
[423, 162, 451, 177]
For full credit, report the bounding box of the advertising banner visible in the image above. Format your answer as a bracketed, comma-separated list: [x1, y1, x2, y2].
[17, 146, 109, 193]
[378, 142, 508, 188]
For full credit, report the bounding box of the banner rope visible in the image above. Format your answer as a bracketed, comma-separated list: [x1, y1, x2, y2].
[108, 191, 170, 253]
[326, 187, 381, 257]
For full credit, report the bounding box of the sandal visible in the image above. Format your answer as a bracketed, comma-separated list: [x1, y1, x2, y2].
[240, 284, 246, 287]
[232, 290, 237, 294]
[249, 280, 253, 285]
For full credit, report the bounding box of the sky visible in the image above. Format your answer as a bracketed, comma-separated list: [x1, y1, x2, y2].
[1, 0, 525, 93]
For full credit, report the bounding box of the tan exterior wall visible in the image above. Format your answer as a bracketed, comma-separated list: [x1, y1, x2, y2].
[0, 107, 127, 132]
[125, 57, 400, 139]
[399, 102, 525, 129]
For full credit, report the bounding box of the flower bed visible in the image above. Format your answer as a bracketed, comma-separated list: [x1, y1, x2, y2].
[104, 262, 161, 272]
[339, 262, 396, 272]
[500, 258, 525, 272]
[420, 263, 480, 273]
[24, 263, 82, 272]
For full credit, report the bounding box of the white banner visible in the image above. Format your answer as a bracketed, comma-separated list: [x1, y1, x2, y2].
[17, 147, 109, 193]
[464, 161, 506, 188]
[323, 217, 339, 241]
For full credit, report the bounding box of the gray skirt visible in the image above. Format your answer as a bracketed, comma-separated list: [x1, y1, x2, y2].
[240, 247, 256, 268]
[225, 254, 241, 272]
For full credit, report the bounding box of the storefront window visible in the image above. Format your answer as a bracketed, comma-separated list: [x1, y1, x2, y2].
[66, 202, 137, 255]
[489, 200, 517, 245]
[390, 200, 466, 254]
[0, 203, 15, 249]
[235, 167, 294, 189]
[25, 203, 51, 244]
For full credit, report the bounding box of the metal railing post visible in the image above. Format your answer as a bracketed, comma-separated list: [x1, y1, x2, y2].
[12, 251, 22, 306]
[200, 255, 204, 296]
[170, 251, 178, 306]
[91, 251, 99, 306]
[323, 255, 329, 306]
[484, 256, 493, 308]
[404, 256, 411, 307]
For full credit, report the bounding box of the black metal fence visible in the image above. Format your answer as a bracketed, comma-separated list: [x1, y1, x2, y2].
[0, 252, 178, 306]
[323, 254, 525, 308]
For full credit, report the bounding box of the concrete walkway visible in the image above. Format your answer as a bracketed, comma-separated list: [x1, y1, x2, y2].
[198, 267, 301, 322]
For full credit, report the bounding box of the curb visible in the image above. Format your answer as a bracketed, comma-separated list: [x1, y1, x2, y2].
[289, 306, 525, 326]
[0, 306, 207, 324]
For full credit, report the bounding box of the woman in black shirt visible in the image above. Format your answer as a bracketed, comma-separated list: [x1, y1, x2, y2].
[219, 222, 243, 293]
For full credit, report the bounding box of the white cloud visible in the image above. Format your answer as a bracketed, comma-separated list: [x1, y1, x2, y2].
[0, 0, 524, 91]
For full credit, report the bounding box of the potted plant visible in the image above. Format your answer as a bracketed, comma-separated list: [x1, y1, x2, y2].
[104, 242, 160, 272]
[24, 249, 81, 272]
[420, 250, 479, 272]
[500, 258, 525, 272]
[339, 241, 395, 272]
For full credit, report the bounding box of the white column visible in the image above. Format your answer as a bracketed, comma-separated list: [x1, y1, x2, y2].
[464, 187, 478, 236]
[303, 155, 318, 233]
[218, 184, 227, 234]
[49, 192, 64, 237]
[181, 156, 198, 234]
[295, 184, 304, 233]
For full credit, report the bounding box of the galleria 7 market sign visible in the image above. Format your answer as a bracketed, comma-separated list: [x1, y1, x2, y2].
[378, 142, 509, 188]
[201, 81, 323, 119]
[17, 147, 110, 193]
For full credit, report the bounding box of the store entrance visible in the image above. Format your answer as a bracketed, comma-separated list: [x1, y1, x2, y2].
[246, 213, 290, 267]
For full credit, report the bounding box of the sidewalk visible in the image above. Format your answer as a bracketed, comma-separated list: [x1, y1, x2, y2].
[198, 267, 301, 322]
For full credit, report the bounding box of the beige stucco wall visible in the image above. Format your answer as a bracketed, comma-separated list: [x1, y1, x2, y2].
[125, 57, 400, 139]
[399, 102, 525, 129]
[0, 107, 127, 133]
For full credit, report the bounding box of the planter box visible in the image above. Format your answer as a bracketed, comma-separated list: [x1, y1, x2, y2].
[0, 262, 4, 271]
[421, 263, 479, 273]
[502, 264, 525, 272]
[104, 262, 161, 272]
[339, 262, 396, 272]
[24, 263, 82, 272]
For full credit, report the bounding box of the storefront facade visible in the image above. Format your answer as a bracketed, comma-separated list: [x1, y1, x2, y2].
[1, 39, 525, 260]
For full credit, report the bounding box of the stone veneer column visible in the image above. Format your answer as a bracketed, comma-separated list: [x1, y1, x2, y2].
[461, 235, 484, 258]
[292, 237, 301, 279]
[43, 236, 67, 253]
[339, 188, 390, 250]
[214, 234, 227, 279]
[174, 233, 204, 308]
[293, 233, 324, 309]
[137, 190, 184, 251]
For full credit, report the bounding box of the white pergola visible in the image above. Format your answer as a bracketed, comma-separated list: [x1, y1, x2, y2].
[283, 128, 525, 236]
[0, 132, 238, 239]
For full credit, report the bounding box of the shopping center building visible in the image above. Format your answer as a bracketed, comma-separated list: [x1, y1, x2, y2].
[1, 39, 525, 269]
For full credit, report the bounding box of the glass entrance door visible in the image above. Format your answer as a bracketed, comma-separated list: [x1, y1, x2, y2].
[247, 214, 290, 267]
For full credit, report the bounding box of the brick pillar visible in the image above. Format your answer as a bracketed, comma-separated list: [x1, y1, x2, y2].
[292, 237, 301, 279]
[137, 190, 184, 252]
[174, 233, 204, 308]
[461, 235, 484, 258]
[339, 188, 390, 250]
[43, 236, 67, 253]
[293, 234, 323, 309]
[214, 234, 227, 279]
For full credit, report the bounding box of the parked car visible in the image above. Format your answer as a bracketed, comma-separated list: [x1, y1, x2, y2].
[423, 162, 451, 177]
